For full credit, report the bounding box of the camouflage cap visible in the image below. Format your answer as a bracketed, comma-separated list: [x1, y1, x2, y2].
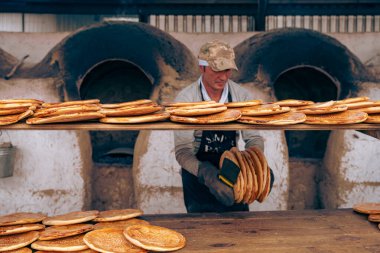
[198, 40, 238, 72]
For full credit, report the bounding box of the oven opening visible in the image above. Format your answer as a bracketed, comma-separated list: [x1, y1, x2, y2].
[79, 59, 153, 165]
[273, 65, 339, 158]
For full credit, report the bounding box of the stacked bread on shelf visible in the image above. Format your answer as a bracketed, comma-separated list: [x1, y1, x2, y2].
[165, 100, 241, 124]
[99, 99, 170, 124]
[353, 202, 380, 231]
[26, 99, 105, 124]
[0, 99, 41, 126]
[0, 209, 186, 252]
[0, 96, 380, 126]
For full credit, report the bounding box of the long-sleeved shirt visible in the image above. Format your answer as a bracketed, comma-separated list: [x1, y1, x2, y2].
[174, 77, 264, 176]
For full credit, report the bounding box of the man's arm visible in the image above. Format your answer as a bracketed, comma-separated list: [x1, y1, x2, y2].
[174, 130, 199, 176]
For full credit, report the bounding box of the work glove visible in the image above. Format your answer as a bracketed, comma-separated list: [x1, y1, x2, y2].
[197, 161, 235, 206]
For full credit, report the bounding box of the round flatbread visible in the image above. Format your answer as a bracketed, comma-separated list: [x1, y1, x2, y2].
[0, 99, 43, 104]
[274, 99, 314, 107]
[34, 104, 101, 118]
[0, 108, 30, 116]
[93, 209, 143, 222]
[353, 202, 380, 214]
[123, 224, 186, 252]
[344, 101, 374, 110]
[35, 250, 96, 253]
[3, 247, 32, 253]
[238, 112, 306, 125]
[224, 100, 262, 108]
[0, 231, 39, 251]
[248, 147, 268, 201]
[368, 214, 380, 222]
[0, 103, 38, 109]
[41, 99, 100, 108]
[305, 111, 368, 125]
[354, 106, 380, 114]
[241, 152, 255, 204]
[39, 224, 94, 241]
[162, 101, 216, 107]
[170, 109, 241, 124]
[26, 112, 105, 124]
[99, 112, 170, 124]
[42, 210, 99, 226]
[0, 109, 34, 126]
[31, 234, 88, 251]
[296, 105, 348, 115]
[240, 105, 290, 116]
[0, 213, 47, 226]
[365, 113, 380, 123]
[99, 106, 162, 117]
[258, 164, 272, 203]
[93, 219, 150, 230]
[0, 223, 45, 236]
[335, 96, 369, 105]
[165, 102, 225, 112]
[169, 106, 227, 117]
[101, 100, 153, 109]
[246, 149, 263, 203]
[83, 228, 146, 253]
[230, 147, 245, 203]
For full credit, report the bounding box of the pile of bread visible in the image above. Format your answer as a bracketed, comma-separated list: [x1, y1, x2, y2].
[0, 209, 186, 252]
[0, 96, 380, 125]
[353, 202, 380, 231]
[220, 146, 271, 205]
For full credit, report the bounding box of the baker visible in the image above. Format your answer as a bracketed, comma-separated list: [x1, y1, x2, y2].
[174, 40, 273, 213]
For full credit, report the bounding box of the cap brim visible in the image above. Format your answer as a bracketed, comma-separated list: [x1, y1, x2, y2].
[209, 59, 238, 72]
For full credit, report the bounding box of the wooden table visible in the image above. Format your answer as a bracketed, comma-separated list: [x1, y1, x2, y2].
[143, 209, 380, 253]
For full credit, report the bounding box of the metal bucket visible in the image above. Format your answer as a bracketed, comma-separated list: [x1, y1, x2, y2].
[0, 145, 16, 178]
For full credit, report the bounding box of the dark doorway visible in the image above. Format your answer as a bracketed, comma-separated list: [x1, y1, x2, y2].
[80, 60, 152, 164]
[274, 66, 339, 158]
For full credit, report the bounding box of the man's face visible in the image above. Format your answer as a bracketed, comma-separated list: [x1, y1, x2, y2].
[200, 66, 232, 92]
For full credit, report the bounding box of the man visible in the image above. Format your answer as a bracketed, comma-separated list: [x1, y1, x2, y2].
[174, 40, 267, 213]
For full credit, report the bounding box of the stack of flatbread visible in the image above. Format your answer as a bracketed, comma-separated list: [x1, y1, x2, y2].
[30, 210, 99, 252]
[337, 97, 380, 124]
[353, 202, 380, 230]
[99, 99, 170, 124]
[0, 212, 46, 252]
[166, 101, 241, 124]
[0, 99, 42, 125]
[26, 99, 105, 124]
[219, 146, 272, 205]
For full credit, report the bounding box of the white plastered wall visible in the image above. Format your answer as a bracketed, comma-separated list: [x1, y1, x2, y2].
[0, 78, 92, 216]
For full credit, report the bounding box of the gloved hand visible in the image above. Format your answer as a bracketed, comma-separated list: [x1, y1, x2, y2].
[197, 161, 235, 206]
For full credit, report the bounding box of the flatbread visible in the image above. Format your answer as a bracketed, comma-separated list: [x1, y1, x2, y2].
[273, 99, 314, 107]
[0, 109, 34, 126]
[93, 219, 150, 230]
[170, 109, 241, 124]
[258, 165, 271, 203]
[99, 105, 162, 117]
[246, 149, 263, 203]
[305, 111, 368, 125]
[368, 214, 380, 222]
[42, 210, 99, 226]
[169, 106, 227, 116]
[31, 234, 88, 251]
[93, 209, 143, 222]
[26, 112, 105, 124]
[335, 96, 369, 105]
[0, 99, 43, 104]
[3, 247, 32, 253]
[35, 250, 96, 253]
[241, 152, 255, 204]
[230, 147, 245, 203]
[248, 147, 268, 201]
[123, 224, 186, 252]
[0, 103, 38, 109]
[83, 228, 146, 253]
[354, 106, 380, 114]
[353, 202, 380, 214]
[34, 104, 101, 118]
[238, 112, 306, 125]
[101, 100, 153, 109]
[39, 224, 94, 241]
[0, 212, 47, 226]
[0, 108, 30, 116]
[100, 112, 170, 124]
[165, 102, 224, 111]
[0, 223, 45, 236]
[344, 101, 374, 109]
[41, 99, 100, 108]
[240, 105, 290, 116]
[0, 231, 39, 251]
[162, 101, 216, 107]
[296, 105, 348, 115]
[224, 100, 262, 108]
[364, 113, 380, 123]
